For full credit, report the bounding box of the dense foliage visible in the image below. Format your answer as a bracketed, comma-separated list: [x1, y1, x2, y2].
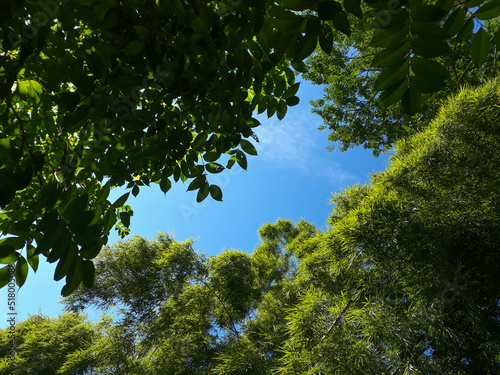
[2, 80, 498, 373]
[304, 3, 500, 154]
[1, 0, 498, 294]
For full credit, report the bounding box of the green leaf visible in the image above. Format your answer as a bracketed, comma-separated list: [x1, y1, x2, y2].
[13, 219, 33, 233]
[425, 18, 450, 39]
[344, 0, 362, 18]
[411, 37, 450, 58]
[94, 2, 109, 20]
[96, 182, 111, 203]
[281, 0, 319, 11]
[206, 163, 224, 174]
[62, 195, 88, 222]
[377, 79, 409, 107]
[0, 246, 14, 260]
[286, 96, 300, 106]
[196, 183, 210, 203]
[318, 1, 342, 20]
[291, 59, 308, 72]
[267, 97, 278, 118]
[111, 192, 130, 209]
[277, 100, 287, 120]
[57, 92, 81, 112]
[187, 175, 207, 191]
[81, 259, 95, 288]
[443, 8, 466, 36]
[36, 210, 59, 235]
[69, 210, 95, 236]
[463, 0, 484, 8]
[371, 43, 409, 68]
[17, 80, 29, 95]
[227, 157, 237, 169]
[121, 41, 144, 55]
[409, 3, 446, 22]
[258, 96, 269, 114]
[54, 245, 76, 281]
[319, 24, 334, 54]
[374, 60, 410, 92]
[160, 178, 172, 194]
[402, 86, 422, 115]
[268, 11, 305, 33]
[494, 30, 500, 47]
[27, 245, 39, 272]
[241, 139, 258, 156]
[471, 28, 490, 67]
[132, 185, 140, 197]
[0, 252, 19, 265]
[119, 211, 131, 228]
[46, 228, 71, 263]
[456, 19, 474, 41]
[61, 253, 82, 297]
[411, 57, 449, 93]
[79, 243, 102, 259]
[15, 255, 28, 287]
[332, 9, 350, 36]
[294, 32, 318, 61]
[283, 83, 300, 99]
[0, 237, 25, 251]
[204, 152, 220, 162]
[209, 184, 223, 201]
[0, 138, 11, 160]
[370, 26, 408, 48]
[475, 0, 500, 20]
[0, 266, 10, 288]
[134, 25, 150, 39]
[235, 150, 248, 170]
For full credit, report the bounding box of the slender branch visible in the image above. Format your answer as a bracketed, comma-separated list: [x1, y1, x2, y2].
[455, 59, 475, 90]
[353, 90, 378, 118]
[322, 298, 354, 341]
[196, 276, 240, 338]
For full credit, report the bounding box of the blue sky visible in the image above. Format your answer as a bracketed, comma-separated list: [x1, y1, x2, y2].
[1, 79, 391, 326]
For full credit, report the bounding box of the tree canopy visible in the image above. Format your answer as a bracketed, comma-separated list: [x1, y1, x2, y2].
[1, 0, 498, 294]
[303, 2, 500, 154]
[2, 79, 498, 373]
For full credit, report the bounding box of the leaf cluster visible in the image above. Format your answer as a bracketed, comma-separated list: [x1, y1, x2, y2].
[1, 80, 495, 374]
[305, 0, 500, 154]
[0, 0, 497, 298]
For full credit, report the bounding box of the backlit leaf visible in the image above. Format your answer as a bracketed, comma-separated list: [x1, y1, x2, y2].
[196, 183, 210, 203]
[374, 60, 410, 92]
[111, 193, 130, 209]
[402, 86, 422, 115]
[475, 0, 500, 20]
[209, 184, 223, 201]
[241, 139, 258, 156]
[377, 79, 409, 107]
[15, 255, 28, 287]
[471, 28, 490, 67]
[344, 0, 362, 18]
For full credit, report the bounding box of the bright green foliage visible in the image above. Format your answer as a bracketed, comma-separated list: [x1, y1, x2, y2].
[63, 82, 500, 373]
[3, 84, 500, 372]
[305, 5, 500, 154]
[0, 0, 324, 293]
[0, 0, 491, 294]
[1, 79, 499, 374]
[61, 233, 261, 374]
[0, 313, 95, 375]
